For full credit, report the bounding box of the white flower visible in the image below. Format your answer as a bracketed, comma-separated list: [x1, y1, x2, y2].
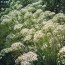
[16, 4, 22, 9]
[20, 28, 35, 36]
[34, 30, 45, 42]
[32, 0, 42, 6]
[53, 25, 65, 35]
[33, 9, 42, 18]
[21, 61, 31, 65]
[14, 24, 23, 30]
[34, 24, 41, 30]
[20, 28, 29, 36]
[1, 48, 12, 54]
[52, 13, 65, 23]
[31, 19, 38, 23]
[1, 18, 11, 24]
[28, 28, 36, 35]
[26, 6, 35, 12]
[20, 8, 28, 14]
[15, 51, 37, 64]
[42, 20, 55, 31]
[9, 10, 21, 17]
[11, 42, 23, 50]
[54, 25, 65, 31]
[44, 11, 55, 17]
[61, 59, 65, 64]
[0, 42, 24, 59]
[24, 35, 32, 41]
[59, 46, 65, 54]
[24, 12, 32, 19]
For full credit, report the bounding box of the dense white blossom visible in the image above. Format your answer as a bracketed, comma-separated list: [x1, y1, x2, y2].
[26, 6, 35, 12]
[54, 25, 65, 32]
[23, 35, 32, 42]
[24, 12, 33, 19]
[33, 9, 42, 18]
[1, 18, 12, 24]
[32, 0, 42, 6]
[20, 28, 35, 36]
[28, 28, 36, 35]
[1, 48, 12, 54]
[44, 11, 55, 17]
[20, 28, 29, 36]
[34, 30, 45, 42]
[0, 1, 65, 65]
[58, 46, 65, 64]
[14, 24, 23, 30]
[20, 8, 28, 14]
[9, 10, 21, 17]
[0, 42, 24, 59]
[53, 25, 65, 36]
[11, 42, 24, 50]
[43, 20, 58, 32]
[59, 46, 65, 54]
[52, 13, 65, 23]
[15, 4, 22, 9]
[15, 51, 37, 64]
[21, 61, 31, 65]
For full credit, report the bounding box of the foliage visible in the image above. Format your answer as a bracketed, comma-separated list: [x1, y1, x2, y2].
[1, 0, 65, 14]
[0, 0, 65, 65]
[42, 0, 65, 13]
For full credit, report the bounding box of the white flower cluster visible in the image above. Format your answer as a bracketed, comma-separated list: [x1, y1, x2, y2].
[38, 11, 55, 21]
[24, 12, 33, 19]
[14, 24, 23, 30]
[33, 9, 43, 18]
[25, 6, 35, 12]
[14, 3, 22, 10]
[43, 20, 55, 32]
[53, 25, 65, 32]
[0, 42, 24, 59]
[34, 30, 45, 43]
[0, 1, 65, 65]
[1, 10, 22, 25]
[20, 28, 35, 36]
[11, 42, 24, 50]
[59, 46, 65, 54]
[20, 28, 29, 36]
[9, 10, 21, 17]
[58, 46, 65, 64]
[53, 25, 65, 40]
[1, 17, 12, 24]
[52, 13, 65, 24]
[15, 51, 37, 65]
[21, 61, 31, 65]
[23, 35, 32, 42]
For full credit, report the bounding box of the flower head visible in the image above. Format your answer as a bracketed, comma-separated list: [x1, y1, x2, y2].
[15, 51, 37, 64]
[14, 24, 23, 30]
[34, 30, 45, 42]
